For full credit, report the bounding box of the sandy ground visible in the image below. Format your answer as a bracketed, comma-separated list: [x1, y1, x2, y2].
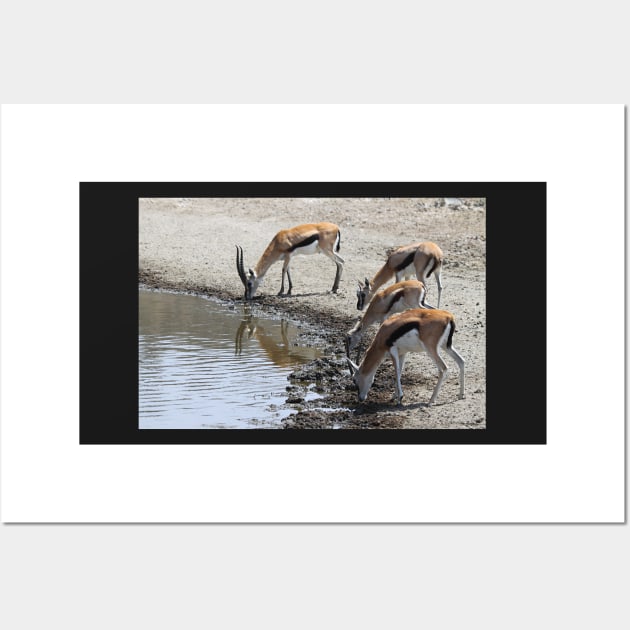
[139, 197, 486, 429]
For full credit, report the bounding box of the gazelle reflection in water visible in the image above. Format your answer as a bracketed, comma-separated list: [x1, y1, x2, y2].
[234, 312, 320, 369]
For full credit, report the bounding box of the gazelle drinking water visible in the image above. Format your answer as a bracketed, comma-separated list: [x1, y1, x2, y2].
[359, 241, 444, 309]
[236, 222, 344, 300]
[345, 279, 434, 360]
[346, 308, 465, 406]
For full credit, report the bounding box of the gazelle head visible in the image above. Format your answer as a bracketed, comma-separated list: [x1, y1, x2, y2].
[346, 357, 374, 402]
[356, 278, 371, 311]
[236, 245, 261, 300]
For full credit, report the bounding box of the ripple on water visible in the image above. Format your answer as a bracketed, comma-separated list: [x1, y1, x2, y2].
[139, 289, 322, 429]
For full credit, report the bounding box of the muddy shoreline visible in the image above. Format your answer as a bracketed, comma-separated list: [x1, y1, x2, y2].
[139, 271, 370, 428]
[139, 197, 487, 429]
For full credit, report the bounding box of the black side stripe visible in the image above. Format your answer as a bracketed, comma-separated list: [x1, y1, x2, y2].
[425, 256, 436, 278]
[446, 321, 455, 348]
[385, 289, 405, 312]
[336, 230, 341, 252]
[288, 233, 319, 252]
[394, 251, 416, 272]
[386, 321, 419, 347]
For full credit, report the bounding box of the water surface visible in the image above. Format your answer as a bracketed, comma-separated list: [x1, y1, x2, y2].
[139, 289, 322, 429]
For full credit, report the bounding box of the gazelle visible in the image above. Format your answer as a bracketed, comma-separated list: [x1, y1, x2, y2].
[346, 308, 465, 406]
[236, 222, 344, 300]
[345, 279, 435, 360]
[359, 241, 444, 309]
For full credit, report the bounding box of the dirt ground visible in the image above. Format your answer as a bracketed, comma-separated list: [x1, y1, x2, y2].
[139, 197, 486, 429]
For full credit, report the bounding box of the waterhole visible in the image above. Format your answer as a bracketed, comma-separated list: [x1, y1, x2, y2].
[139, 288, 323, 429]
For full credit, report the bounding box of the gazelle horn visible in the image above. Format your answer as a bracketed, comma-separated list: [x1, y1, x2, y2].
[344, 335, 351, 358]
[346, 357, 359, 376]
[236, 245, 247, 286]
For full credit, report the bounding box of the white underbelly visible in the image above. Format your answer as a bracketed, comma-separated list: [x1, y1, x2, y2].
[393, 329, 426, 353]
[291, 241, 320, 256]
[389, 299, 410, 316]
[398, 263, 416, 278]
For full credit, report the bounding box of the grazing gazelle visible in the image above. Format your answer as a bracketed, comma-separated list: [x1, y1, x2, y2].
[236, 222, 344, 300]
[359, 241, 444, 309]
[345, 279, 434, 360]
[346, 308, 465, 406]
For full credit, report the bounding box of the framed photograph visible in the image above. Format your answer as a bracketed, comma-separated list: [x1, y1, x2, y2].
[80, 181, 546, 445]
[2, 104, 622, 523]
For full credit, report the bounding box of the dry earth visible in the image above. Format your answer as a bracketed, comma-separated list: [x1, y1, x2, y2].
[139, 197, 486, 429]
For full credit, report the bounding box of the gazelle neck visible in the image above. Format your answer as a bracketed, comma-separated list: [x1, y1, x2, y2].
[254, 241, 284, 279]
[369, 264, 394, 298]
[359, 338, 385, 376]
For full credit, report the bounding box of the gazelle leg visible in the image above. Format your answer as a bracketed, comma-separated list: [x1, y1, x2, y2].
[332, 261, 343, 292]
[322, 249, 344, 293]
[445, 344, 465, 399]
[433, 266, 443, 309]
[389, 347, 405, 405]
[419, 257, 443, 308]
[279, 259, 292, 295]
[399, 351, 408, 374]
[424, 344, 449, 405]
[419, 286, 437, 309]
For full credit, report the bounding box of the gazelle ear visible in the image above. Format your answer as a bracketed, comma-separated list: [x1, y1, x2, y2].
[364, 278, 370, 288]
[248, 268, 256, 278]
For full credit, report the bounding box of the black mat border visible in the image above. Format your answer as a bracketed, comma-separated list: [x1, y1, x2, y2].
[79, 182, 546, 445]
